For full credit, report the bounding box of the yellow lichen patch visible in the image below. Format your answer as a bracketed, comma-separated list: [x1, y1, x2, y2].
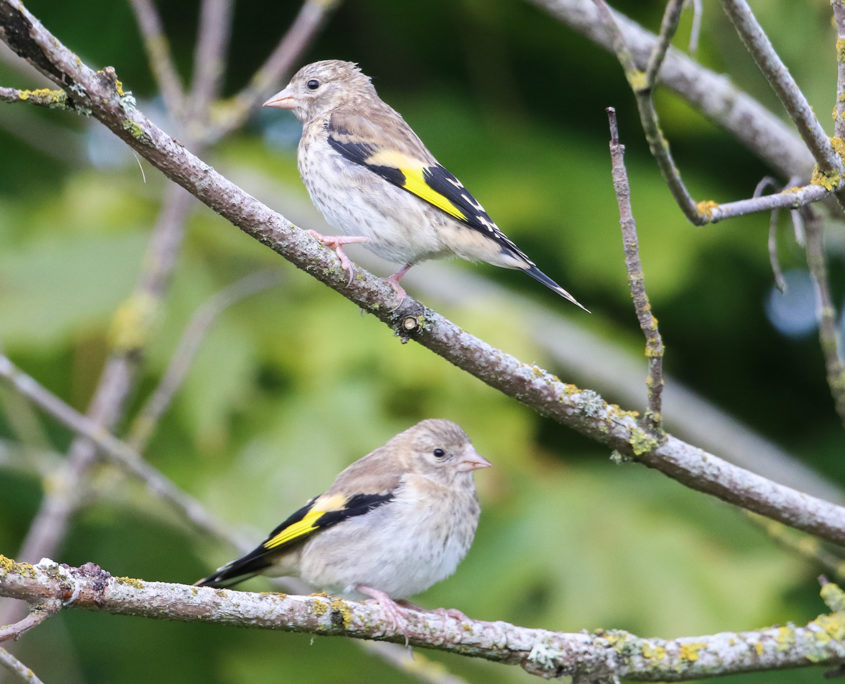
[776, 626, 795, 651]
[679, 642, 704, 662]
[114, 576, 145, 589]
[628, 69, 648, 92]
[696, 200, 720, 220]
[821, 581, 845, 612]
[311, 600, 329, 617]
[642, 641, 667, 662]
[837, 37, 845, 62]
[629, 425, 658, 456]
[831, 137, 845, 159]
[814, 613, 845, 641]
[121, 118, 146, 141]
[810, 165, 841, 192]
[0, 555, 14, 574]
[108, 293, 158, 351]
[753, 641, 764, 656]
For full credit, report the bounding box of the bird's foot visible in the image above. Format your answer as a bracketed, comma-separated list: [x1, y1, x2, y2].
[356, 584, 410, 646]
[384, 263, 413, 308]
[306, 230, 369, 285]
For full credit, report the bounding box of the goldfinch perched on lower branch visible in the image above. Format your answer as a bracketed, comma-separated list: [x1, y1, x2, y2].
[264, 60, 588, 312]
[195, 419, 491, 632]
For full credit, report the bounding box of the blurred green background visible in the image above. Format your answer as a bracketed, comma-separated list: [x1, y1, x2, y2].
[1, 0, 843, 682]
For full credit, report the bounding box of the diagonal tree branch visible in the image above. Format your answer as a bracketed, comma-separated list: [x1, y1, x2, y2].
[2, 0, 844, 546]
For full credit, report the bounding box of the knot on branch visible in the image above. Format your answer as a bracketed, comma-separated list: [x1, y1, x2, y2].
[390, 300, 427, 344]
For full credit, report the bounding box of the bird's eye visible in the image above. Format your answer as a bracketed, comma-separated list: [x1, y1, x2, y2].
[306, 79, 320, 90]
[433, 448, 446, 459]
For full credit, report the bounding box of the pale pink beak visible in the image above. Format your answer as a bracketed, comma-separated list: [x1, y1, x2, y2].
[263, 86, 296, 110]
[457, 448, 492, 472]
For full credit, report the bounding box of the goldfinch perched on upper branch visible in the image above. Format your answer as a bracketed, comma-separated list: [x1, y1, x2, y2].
[263, 59, 588, 311]
[195, 419, 491, 629]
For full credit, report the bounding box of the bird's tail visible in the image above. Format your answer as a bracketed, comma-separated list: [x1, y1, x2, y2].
[523, 264, 590, 313]
[194, 547, 274, 588]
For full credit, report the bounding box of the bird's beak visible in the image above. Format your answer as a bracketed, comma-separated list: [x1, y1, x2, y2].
[263, 86, 296, 110]
[457, 448, 492, 472]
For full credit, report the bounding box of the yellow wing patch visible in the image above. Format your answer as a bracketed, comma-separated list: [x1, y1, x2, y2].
[400, 168, 467, 222]
[263, 493, 347, 550]
[363, 149, 467, 222]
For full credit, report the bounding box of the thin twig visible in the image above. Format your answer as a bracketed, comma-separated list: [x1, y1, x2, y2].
[745, 513, 845, 582]
[207, 0, 342, 142]
[6, 184, 193, 602]
[127, 0, 184, 117]
[607, 108, 665, 430]
[0, 354, 244, 550]
[834, 1, 845, 140]
[0, 602, 60, 643]
[187, 0, 234, 122]
[127, 269, 285, 450]
[687, 0, 702, 55]
[722, 0, 844, 183]
[0, 648, 44, 684]
[754, 176, 788, 292]
[644, 0, 684, 87]
[593, 0, 705, 223]
[803, 210, 845, 426]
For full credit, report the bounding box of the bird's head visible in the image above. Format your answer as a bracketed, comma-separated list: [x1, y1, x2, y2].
[263, 60, 375, 122]
[398, 419, 491, 486]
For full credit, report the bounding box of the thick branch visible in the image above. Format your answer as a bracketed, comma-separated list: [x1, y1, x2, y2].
[1, 556, 844, 681]
[525, 0, 813, 178]
[2, 0, 845, 545]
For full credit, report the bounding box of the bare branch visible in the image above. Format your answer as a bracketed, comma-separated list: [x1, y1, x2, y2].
[644, 0, 684, 88]
[607, 108, 665, 429]
[0, 647, 44, 684]
[0, 353, 243, 551]
[127, 0, 184, 117]
[127, 269, 285, 451]
[208, 0, 342, 142]
[2, 556, 845, 681]
[746, 513, 845, 582]
[804, 210, 845, 426]
[722, 0, 844, 182]
[2, 3, 844, 544]
[0, 601, 59, 643]
[834, 1, 845, 140]
[594, 0, 836, 225]
[0, 85, 68, 109]
[188, 0, 233, 120]
[526, 0, 813, 179]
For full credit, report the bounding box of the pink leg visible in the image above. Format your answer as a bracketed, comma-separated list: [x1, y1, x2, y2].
[307, 230, 369, 285]
[384, 262, 414, 303]
[356, 584, 410, 645]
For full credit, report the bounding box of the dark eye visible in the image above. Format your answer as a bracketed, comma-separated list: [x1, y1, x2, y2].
[306, 79, 320, 90]
[433, 448, 446, 459]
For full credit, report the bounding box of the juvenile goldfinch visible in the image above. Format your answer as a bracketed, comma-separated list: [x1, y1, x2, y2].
[196, 419, 490, 631]
[264, 60, 588, 311]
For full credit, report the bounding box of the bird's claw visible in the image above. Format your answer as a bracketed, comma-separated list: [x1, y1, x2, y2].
[306, 230, 367, 286]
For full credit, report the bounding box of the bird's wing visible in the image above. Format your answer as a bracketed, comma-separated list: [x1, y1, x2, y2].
[326, 110, 508, 243]
[194, 490, 394, 587]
